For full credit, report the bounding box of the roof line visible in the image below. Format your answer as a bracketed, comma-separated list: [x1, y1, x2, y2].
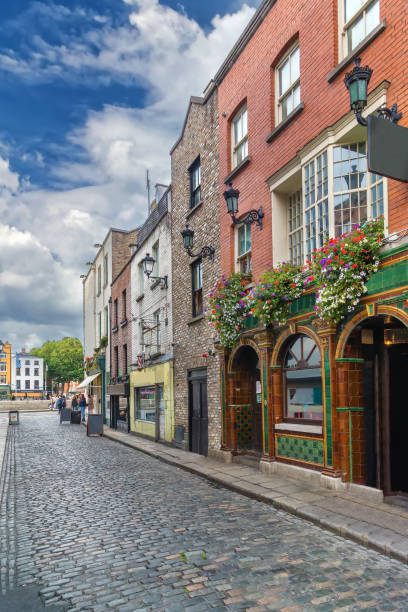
[213, 0, 276, 86]
[170, 82, 217, 155]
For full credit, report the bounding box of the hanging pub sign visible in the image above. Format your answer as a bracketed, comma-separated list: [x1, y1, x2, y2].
[367, 115, 408, 183]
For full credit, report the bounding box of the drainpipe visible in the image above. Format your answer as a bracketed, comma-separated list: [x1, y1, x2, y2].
[97, 354, 106, 424]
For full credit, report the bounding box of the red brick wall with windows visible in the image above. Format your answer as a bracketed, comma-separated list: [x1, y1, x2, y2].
[111, 260, 132, 378]
[218, 0, 408, 280]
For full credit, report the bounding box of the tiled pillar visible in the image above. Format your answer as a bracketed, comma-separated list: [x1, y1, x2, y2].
[335, 358, 365, 484]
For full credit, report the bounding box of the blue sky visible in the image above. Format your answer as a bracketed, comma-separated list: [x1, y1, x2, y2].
[0, 0, 260, 350]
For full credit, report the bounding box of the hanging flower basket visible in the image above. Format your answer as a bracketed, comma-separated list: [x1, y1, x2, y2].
[207, 273, 251, 348]
[308, 218, 384, 325]
[248, 263, 303, 327]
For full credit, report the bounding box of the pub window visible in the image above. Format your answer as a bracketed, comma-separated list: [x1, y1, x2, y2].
[284, 335, 323, 423]
[16, 380, 21, 389]
[34, 380, 39, 389]
[25, 380, 30, 390]
[288, 189, 303, 266]
[135, 386, 156, 422]
[122, 289, 127, 320]
[341, 0, 380, 56]
[189, 157, 201, 208]
[231, 105, 248, 169]
[276, 43, 300, 123]
[114, 346, 119, 377]
[114, 298, 118, 329]
[236, 224, 252, 275]
[191, 259, 203, 317]
[123, 344, 128, 375]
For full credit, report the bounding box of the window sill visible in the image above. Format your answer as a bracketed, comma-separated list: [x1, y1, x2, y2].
[136, 293, 144, 302]
[150, 278, 161, 290]
[266, 103, 305, 143]
[188, 313, 205, 325]
[186, 200, 203, 219]
[327, 21, 386, 83]
[120, 318, 128, 328]
[275, 422, 323, 435]
[223, 156, 251, 185]
[112, 326, 118, 334]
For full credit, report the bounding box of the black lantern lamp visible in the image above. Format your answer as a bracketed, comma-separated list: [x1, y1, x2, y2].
[344, 58, 402, 126]
[181, 224, 215, 261]
[141, 253, 168, 288]
[223, 182, 264, 229]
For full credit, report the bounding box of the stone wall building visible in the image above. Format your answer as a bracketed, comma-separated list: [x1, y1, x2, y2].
[170, 82, 221, 456]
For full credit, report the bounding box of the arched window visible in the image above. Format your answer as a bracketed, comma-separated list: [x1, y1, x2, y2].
[284, 334, 322, 422]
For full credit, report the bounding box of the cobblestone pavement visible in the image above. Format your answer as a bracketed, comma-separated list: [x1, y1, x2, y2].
[2, 414, 408, 612]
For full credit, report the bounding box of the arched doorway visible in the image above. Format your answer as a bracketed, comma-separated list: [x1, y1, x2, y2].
[343, 314, 408, 498]
[229, 345, 263, 455]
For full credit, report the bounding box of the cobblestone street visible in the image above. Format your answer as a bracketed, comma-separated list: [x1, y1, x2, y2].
[1, 414, 408, 612]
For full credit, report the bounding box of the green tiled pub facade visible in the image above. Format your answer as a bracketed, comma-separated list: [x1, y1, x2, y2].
[220, 242, 408, 496]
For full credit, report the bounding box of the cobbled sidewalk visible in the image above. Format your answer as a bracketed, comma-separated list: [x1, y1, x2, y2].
[2, 413, 408, 611]
[104, 427, 408, 566]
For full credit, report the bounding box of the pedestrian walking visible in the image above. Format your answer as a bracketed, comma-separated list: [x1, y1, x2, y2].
[79, 394, 87, 422]
[71, 395, 78, 410]
[61, 395, 66, 409]
[55, 395, 63, 413]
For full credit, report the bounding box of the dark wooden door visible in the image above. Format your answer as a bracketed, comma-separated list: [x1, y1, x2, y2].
[189, 377, 208, 456]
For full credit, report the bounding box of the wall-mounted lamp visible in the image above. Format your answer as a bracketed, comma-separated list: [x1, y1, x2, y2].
[344, 58, 402, 126]
[141, 253, 168, 289]
[223, 182, 264, 229]
[181, 224, 215, 261]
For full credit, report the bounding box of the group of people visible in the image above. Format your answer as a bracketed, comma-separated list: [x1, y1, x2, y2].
[54, 394, 88, 422]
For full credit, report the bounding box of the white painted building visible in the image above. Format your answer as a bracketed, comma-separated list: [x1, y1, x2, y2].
[11, 349, 44, 397]
[130, 187, 173, 366]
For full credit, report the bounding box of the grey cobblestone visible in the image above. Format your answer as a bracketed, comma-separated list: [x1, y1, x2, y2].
[0, 414, 408, 611]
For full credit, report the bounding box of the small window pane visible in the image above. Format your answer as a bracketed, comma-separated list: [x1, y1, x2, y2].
[366, 0, 380, 35]
[291, 47, 300, 82]
[345, 0, 362, 22]
[349, 13, 365, 51]
[279, 58, 290, 95]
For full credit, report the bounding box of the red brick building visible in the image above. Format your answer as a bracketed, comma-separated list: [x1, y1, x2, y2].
[108, 258, 132, 432]
[214, 0, 408, 499]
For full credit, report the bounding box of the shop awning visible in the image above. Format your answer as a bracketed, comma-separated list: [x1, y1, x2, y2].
[76, 372, 100, 390]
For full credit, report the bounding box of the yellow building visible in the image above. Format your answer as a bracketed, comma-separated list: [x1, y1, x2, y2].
[130, 361, 174, 443]
[0, 340, 11, 399]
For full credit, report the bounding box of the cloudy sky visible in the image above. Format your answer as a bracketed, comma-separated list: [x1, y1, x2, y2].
[0, 0, 260, 350]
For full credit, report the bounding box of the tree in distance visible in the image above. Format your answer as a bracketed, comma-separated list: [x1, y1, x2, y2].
[31, 337, 84, 384]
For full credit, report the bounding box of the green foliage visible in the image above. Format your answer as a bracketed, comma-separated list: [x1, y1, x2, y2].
[308, 218, 384, 324]
[180, 552, 187, 563]
[248, 263, 303, 327]
[31, 337, 84, 383]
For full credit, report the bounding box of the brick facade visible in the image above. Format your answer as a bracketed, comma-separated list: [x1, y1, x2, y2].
[111, 260, 132, 379]
[216, 0, 408, 280]
[170, 85, 222, 453]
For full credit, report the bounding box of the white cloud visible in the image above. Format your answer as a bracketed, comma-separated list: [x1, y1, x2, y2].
[0, 0, 257, 349]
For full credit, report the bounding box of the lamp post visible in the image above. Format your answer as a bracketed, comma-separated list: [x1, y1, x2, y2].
[181, 225, 215, 260]
[344, 58, 402, 126]
[141, 253, 168, 288]
[223, 182, 264, 229]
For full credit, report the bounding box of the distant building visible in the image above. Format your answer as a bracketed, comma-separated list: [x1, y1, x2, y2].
[0, 340, 12, 399]
[11, 348, 44, 399]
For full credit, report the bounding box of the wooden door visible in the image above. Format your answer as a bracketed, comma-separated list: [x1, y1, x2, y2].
[189, 377, 208, 456]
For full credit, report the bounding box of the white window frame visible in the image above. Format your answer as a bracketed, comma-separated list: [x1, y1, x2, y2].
[269, 82, 390, 266]
[339, 0, 380, 59]
[235, 223, 252, 275]
[231, 106, 248, 169]
[275, 42, 300, 124]
[288, 189, 304, 266]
